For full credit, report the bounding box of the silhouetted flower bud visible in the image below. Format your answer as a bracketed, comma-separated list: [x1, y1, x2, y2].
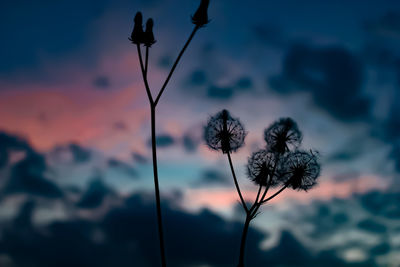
[278, 150, 320, 191]
[264, 118, 302, 154]
[204, 109, 246, 154]
[247, 149, 280, 187]
[129, 12, 144, 44]
[191, 0, 210, 27]
[143, 18, 156, 47]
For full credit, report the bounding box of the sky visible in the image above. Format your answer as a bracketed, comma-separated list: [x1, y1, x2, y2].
[1, 0, 400, 266]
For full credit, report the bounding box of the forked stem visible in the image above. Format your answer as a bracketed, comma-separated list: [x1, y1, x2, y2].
[154, 25, 199, 106]
[136, 24, 201, 267]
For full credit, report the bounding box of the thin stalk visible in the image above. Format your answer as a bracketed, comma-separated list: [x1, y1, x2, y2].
[137, 44, 154, 104]
[137, 22, 201, 267]
[145, 46, 149, 77]
[150, 106, 167, 267]
[227, 152, 248, 213]
[237, 215, 251, 267]
[260, 184, 288, 204]
[154, 26, 199, 106]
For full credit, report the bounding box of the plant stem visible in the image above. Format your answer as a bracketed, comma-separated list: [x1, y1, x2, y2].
[150, 105, 167, 267]
[154, 25, 199, 106]
[137, 23, 201, 267]
[260, 184, 288, 204]
[137, 44, 154, 104]
[237, 215, 251, 267]
[145, 46, 149, 77]
[227, 152, 248, 212]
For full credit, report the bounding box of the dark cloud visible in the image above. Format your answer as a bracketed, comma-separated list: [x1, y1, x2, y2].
[132, 152, 148, 164]
[192, 169, 231, 187]
[301, 202, 350, 239]
[0, 190, 356, 267]
[157, 55, 173, 69]
[207, 85, 235, 100]
[358, 190, 400, 219]
[369, 242, 391, 256]
[14, 200, 36, 229]
[4, 151, 63, 198]
[51, 143, 92, 164]
[364, 12, 400, 40]
[0, 132, 62, 198]
[147, 134, 175, 148]
[327, 138, 366, 163]
[107, 158, 139, 178]
[252, 24, 286, 48]
[68, 143, 91, 164]
[188, 69, 207, 86]
[357, 218, 387, 233]
[93, 76, 111, 89]
[235, 76, 253, 90]
[0, 131, 32, 168]
[77, 178, 115, 209]
[182, 133, 200, 152]
[269, 44, 370, 121]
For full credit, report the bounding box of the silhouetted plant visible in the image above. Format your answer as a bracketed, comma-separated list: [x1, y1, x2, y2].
[130, 1, 209, 266]
[204, 111, 321, 267]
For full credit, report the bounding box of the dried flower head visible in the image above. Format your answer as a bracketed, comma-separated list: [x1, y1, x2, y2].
[143, 18, 156, 47]
[278, 150, 320, 191]
[247, 149, 280, 186]
[129, 12, 144, 44]
[264, 118, 302, 154]
[204, 109, 246, 154]
[192, 0, 210, 27]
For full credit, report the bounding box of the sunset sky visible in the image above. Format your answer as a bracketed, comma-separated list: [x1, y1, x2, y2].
[1, 0, 400, 266]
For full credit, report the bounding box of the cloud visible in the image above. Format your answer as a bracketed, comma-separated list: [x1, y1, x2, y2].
[68, 143, 92, 164]
[252, 24, 286, 48]
[187, 69, 207, 86]
[0, 132, 62, 198]
[0, 190, 356, 267]
[107, 158, 139, 179]
[182, 134, 198, 152]
[369, 242, 391, 256]
[132, 152, 148, 164]
[356, 219, 387, 234]
[235, 76, 253, 90]
[93, 76, 111, 89]
[77, 178, 115, 209]
[147, 134, 175, 148]
[0, 131, 32, 168]
[358, 190, 400, 219]
[207, 85, 235, 100]
[192, 169, 232, 187]
[269, 44, 370, 121]
[4, 151, 63, 198]
[51, 143, 92, 164]
[364, 12, 400, 40]
[13, 200, 36, 229]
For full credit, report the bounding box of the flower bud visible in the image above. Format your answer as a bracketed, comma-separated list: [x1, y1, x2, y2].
[129, 12, 144, 44]
[191, 0, 210, 27]
[143, 18, 156, 47]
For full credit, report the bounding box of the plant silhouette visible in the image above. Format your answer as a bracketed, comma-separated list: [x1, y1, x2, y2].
[204, 110, 321, 267]
[130, 1, 209, 266]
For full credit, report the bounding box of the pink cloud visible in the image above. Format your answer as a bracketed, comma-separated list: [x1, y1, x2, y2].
[184, 174, 389, 210]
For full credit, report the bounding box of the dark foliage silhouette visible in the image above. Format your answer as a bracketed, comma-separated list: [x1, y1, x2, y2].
[129, 1, 209, 266]
[204, 110, 321, 267]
